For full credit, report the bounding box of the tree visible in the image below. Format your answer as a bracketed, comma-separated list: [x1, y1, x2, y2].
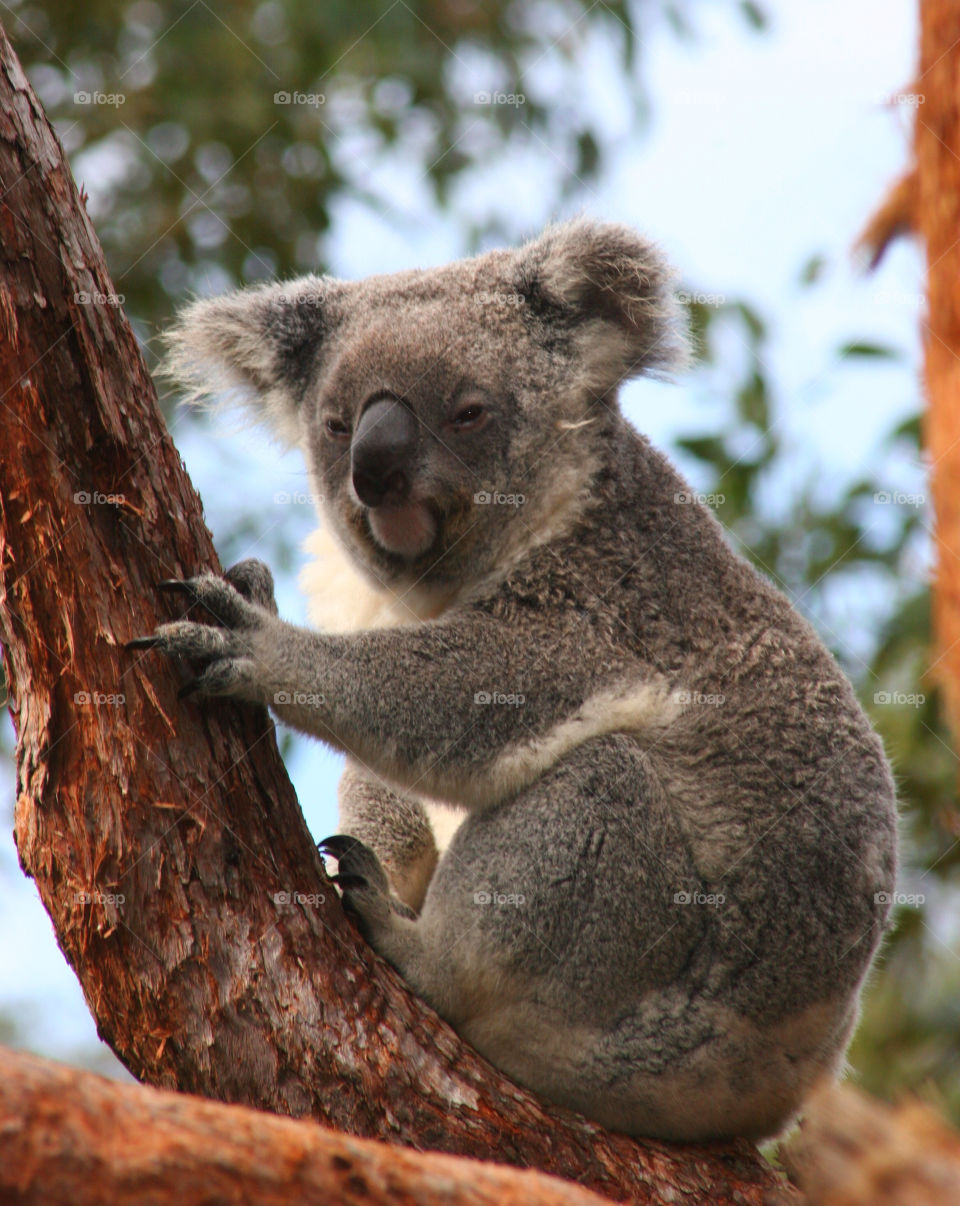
[9, 0, 664, 331]
[914, 2, 960, 741]
[0, 1046, 617, 1206]
[0, 23, 790, 1204]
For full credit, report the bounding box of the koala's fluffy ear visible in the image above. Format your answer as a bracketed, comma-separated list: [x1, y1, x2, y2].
[518, 218, 689, 397]
[162, 277, 336, 445]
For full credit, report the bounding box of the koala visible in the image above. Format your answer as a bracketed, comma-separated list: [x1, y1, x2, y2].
[130, 219, 898, 1142]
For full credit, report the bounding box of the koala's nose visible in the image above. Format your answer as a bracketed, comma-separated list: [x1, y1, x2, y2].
[350, 397, 418, 508]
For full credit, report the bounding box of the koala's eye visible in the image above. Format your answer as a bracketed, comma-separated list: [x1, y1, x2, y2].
[451, 402, 487, 429]
[324, 416, 351, 440]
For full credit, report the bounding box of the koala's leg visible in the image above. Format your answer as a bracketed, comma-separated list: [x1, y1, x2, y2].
[324, 733, 708, 1045]
[524, 991, 859, 1142]
[336, 759, 438, 913]
[323, 733, 854, 1142]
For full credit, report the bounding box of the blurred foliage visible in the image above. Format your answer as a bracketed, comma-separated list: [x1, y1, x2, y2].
[4, 0, 958, 1127]
[6, 0, 726, 347]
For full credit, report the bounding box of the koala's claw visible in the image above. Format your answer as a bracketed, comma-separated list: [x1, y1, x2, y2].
[319, 834, 393, 931]
[126, 568, 278, 705]
[331, 872, 370, 891]
[318, 834, 387, 887]
[318, 834, 364, 859]
[157, 578, 195, 596]
[125, 635, 163, 651]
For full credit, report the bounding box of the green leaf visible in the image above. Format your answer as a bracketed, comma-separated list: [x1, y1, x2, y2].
[798, 253, 826, 286]
[736, 370, 770, 430]
[739, 1, 769, 30]
[837, 341, 901, 360]
[886, 412, 922, 449]
[675, 435, 728, 466]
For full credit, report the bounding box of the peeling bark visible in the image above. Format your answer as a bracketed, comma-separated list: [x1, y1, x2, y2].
[0, 20, 794, 1205]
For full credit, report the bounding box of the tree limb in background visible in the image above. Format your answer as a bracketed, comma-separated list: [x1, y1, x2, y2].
[0, 1046, 615, 1206]
[782, 1082, 960, 1205]
[853, 169, 917, 270]
[0, 20, 793, 1205]
[916, 2, 960, 745]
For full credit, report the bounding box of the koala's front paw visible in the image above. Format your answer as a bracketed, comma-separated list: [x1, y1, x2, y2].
[319, 835, 407, 936]
[126, 561, 278, 702]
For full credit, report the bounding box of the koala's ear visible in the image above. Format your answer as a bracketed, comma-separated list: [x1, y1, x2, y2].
[517, 218, 689, 396]
[162, 277, 337, 445]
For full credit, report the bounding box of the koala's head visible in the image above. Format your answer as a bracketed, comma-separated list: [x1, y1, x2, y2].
[165, 219, 687, 598]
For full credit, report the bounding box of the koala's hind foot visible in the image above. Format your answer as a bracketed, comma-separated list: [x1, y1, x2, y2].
[336, 762, 439, 913]
[320, 834, 418, 926]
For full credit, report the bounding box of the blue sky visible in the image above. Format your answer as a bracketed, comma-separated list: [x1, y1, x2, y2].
[0, 0, 924, 1070]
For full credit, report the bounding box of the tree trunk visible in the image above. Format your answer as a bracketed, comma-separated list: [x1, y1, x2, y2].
[917, 0, 960, 736]
[0, 21, 793, 1205]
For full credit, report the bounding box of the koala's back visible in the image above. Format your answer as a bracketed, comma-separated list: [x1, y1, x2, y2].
[410, 426, 891, 1139]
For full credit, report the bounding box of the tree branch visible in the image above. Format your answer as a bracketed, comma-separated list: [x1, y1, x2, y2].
[0, 1045, 618, 1206]
[0, 22, 793, 1204]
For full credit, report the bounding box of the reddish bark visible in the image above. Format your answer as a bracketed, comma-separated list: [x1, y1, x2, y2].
[0, 1045, 616, 1206]
[916, 1, 960, 736]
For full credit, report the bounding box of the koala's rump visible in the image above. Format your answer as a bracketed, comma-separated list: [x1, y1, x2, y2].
[414, 727, 887, 1140]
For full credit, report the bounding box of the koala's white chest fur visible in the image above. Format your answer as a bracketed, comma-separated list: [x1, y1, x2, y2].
[300, 524, 447, 632]
[300, 523, 466, 852]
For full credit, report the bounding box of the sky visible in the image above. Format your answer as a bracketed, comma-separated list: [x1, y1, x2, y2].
[0, 0, 925, 1072]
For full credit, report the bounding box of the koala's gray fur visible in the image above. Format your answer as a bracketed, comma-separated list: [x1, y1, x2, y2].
[140, 219, 897, 1142]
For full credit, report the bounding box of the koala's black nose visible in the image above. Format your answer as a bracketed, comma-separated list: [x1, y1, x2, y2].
[351, 397, 418, 508]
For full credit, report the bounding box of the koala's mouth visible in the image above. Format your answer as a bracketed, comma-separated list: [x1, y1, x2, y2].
[365, 499, 438, 559]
